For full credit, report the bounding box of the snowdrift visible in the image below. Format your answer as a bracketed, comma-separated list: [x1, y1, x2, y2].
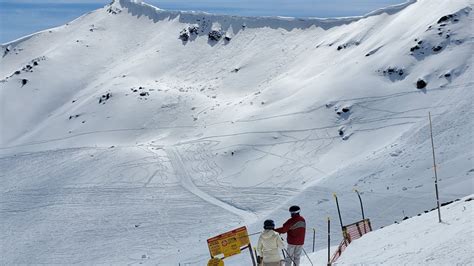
[1, 0, 473, 264]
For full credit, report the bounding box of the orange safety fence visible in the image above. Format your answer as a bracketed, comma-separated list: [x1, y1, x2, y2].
[330, 219, 372, 263]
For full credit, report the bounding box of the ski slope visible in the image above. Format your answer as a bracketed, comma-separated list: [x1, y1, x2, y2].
[302, 195, 474, 265]
[1, 0, 473, 264]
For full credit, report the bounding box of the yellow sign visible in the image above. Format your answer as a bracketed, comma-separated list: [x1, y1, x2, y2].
[207, 226, 250, 259]
[207, 258, 224, 266]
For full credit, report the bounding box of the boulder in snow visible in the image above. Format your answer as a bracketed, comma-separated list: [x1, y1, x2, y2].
[208, 30, 222, 41]
[179, 29, 190, 41]
[437, 14, 457, 24]
[188, 25, 199, 35]
[416, 79, 427, 89]
[99, 92, 112, 104]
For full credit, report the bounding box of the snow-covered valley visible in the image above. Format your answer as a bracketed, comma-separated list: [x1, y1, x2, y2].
[1, 0, 473, 264]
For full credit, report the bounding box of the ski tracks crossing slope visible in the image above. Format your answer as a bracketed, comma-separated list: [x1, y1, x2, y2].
[162, 146, 257, 223]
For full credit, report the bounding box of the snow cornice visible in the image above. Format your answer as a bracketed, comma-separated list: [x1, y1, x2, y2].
[115, 0, 417, 31]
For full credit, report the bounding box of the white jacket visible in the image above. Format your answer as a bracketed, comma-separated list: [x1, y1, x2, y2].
[257, 230, 285, 262]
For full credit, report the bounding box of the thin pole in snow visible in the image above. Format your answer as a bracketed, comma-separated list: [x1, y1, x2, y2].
[429, 112, 442, 223]
[312, 228, 316, 252]
[333, 193, 344, 231]
[354, 189, 367, 232]
[248, 242, 256, 266]
[327, 217, 331, 266]
[354, 189, 365, 221]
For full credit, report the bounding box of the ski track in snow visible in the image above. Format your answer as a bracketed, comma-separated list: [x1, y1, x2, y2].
[163, 146, 257, 223]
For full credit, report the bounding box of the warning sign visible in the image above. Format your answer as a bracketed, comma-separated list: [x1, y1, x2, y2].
[207, 258, 224, 266]
[207, 226, 250, 259]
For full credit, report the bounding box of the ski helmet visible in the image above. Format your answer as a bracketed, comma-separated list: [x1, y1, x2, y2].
[263, 219, 275, 229]
[289, 205, 300, 214]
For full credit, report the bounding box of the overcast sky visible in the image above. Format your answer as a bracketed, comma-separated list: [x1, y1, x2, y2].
[0, 0, 406, 43]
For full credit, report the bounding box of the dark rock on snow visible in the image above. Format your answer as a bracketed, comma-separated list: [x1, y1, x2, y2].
[99, 92, 112, 104]
[208, 30, 222, 41]
[410, 45, 420, 52]
[189, 25, 199, 35]
[179, 29, 189, 41]
[416, 79, 427, 89]
[437, 14, 456, 24]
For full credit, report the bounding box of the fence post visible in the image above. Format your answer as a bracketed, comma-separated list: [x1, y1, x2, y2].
[354, 189, 367, 232]
[333, 193, 344, 232]
[354, 189, 365, 220]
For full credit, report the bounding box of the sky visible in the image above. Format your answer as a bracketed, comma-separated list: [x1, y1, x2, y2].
[0, 0, 406, 43]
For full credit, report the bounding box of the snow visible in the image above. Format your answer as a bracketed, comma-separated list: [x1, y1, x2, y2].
[1, 0, 473, 264]
[301, 195, 474, 265]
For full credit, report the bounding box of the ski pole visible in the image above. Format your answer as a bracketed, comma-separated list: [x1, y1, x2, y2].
[282, 248, 297, 265]
[302, 247, 314, 266]
[312, 228, 316, 252]
[244, 231, 262, 238]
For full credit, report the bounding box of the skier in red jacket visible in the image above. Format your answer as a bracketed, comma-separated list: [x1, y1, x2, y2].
[275, 205, 306, 266]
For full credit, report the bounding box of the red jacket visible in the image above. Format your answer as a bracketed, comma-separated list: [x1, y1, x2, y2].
[275, 214, 306, 245]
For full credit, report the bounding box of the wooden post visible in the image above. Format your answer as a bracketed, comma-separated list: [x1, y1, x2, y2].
[429, 112, 442, 223]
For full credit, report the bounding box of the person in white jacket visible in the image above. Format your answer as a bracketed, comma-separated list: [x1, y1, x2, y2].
[257, 220, 285, 266]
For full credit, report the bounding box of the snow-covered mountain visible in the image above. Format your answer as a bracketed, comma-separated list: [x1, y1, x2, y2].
[1, 0, 473, 264]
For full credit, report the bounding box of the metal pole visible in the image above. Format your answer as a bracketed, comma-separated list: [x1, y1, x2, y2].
[333, 193, 344, 231]
[282, 248, 297, 265]
[248, 243, 256, 266]
[312, 228, 316, 252]
[354, 189, 367, 233]
[327, 217, 331, 266]
[429, 112, 442, 223]
[254, 248, 258, 264]
[302, 248, 314, 266]
[354, 189, 365, 220]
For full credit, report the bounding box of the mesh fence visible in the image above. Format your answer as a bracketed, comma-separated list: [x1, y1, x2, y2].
[330, 219, 372, 263]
